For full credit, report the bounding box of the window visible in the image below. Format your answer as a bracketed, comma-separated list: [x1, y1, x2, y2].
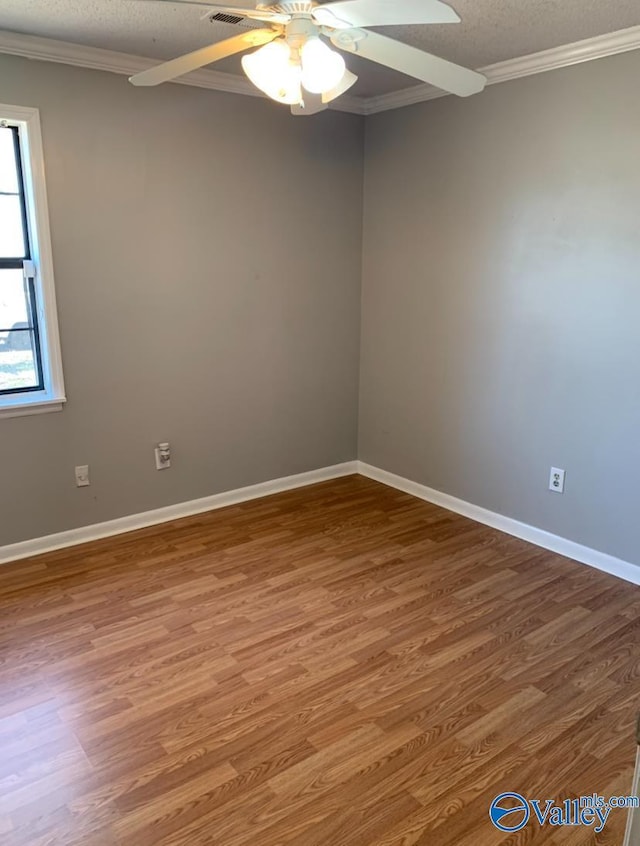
[0, 104, 64, 418]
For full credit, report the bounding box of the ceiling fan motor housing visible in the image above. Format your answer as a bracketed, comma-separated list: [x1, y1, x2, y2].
[284, 17, 320, 49]
[270, 1, 317, 15]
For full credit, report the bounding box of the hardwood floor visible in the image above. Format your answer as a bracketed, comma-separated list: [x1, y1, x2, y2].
[0, 475, 638, 845]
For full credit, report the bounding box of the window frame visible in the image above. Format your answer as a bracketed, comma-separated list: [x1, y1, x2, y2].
[0, 104, 65, 419]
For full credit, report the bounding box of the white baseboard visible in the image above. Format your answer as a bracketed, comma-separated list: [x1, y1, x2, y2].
[5, 459, 638, 588]
[0, 461, 358, 566]
[357, 462, 640, 587]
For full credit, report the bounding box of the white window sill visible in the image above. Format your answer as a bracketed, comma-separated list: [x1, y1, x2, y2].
[0, 395, 66, 419]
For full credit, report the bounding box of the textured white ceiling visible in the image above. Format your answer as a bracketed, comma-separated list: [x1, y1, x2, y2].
[1, 0, 639, 98]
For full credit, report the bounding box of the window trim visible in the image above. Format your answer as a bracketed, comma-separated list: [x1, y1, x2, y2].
[0, 104, 65, 418]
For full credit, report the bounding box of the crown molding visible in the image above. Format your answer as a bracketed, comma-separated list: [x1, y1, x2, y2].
[0, 30, 260, 96]
[363, 24, 640, 115]
[0, 29, 366, 115]
[1, 24, 639, 118]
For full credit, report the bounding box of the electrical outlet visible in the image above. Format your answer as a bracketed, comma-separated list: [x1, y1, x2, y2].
[75, 465, 90, 487]
[549, 467, 565, 494]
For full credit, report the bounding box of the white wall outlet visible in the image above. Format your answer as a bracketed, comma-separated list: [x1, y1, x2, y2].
[155, 442, 171, 470]
[75, 465, 90, 487]
[549, 467, 566, 494]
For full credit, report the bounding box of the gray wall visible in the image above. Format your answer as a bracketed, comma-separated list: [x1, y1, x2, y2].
[360, 50, 640, 566]
[3, 47, 639, 566]
[0, 54, 364, 546]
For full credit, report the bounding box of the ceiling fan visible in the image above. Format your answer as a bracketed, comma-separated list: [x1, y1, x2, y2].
[129, 0, 486, 115]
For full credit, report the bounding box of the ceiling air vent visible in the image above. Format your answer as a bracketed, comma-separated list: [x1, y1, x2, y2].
[210, 12, 244, 24]
[208, 11, 256, 28]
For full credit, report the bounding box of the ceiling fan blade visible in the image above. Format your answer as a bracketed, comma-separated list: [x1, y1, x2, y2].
[291, 92, 327, 116]
[131, 0, 291, 24]
[129, 28, 277, 86]
[314, 0, 459, 29]
[322, 69, 358, 103]
[331, 29, 486, 97]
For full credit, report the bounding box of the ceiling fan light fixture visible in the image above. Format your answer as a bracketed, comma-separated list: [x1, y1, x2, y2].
[130, 1, 487, 109]
[241, 39, 302, 105]
[300, 37, 346, 94]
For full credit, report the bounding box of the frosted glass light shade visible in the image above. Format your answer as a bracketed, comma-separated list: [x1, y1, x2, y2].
[241, 40, 302, 105]
[300, 38, 346, 94]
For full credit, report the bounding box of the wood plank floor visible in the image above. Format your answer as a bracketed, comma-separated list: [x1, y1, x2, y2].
[1, 475, 638, 845]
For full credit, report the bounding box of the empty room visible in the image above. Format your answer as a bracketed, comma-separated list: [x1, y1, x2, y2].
[1, 0, 639, 843]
